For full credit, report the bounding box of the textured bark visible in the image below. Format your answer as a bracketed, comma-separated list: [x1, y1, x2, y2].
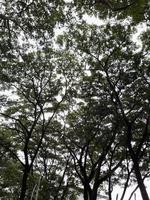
[19, 169, 29, 200]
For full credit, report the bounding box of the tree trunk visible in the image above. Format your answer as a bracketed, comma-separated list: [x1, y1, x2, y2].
[91, 191, 98, 200]
[128, 140, 149, 200]
[83, 186, 89, 200]
[132, 158, 149, 200]
[127, 124, 149, 200]
[19, 169, 29, 200]
[35, 176, 42, 200]
[90, 184, 98, 200]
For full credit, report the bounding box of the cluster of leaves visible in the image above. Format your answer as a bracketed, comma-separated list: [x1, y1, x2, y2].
[0, 0, 150, 200]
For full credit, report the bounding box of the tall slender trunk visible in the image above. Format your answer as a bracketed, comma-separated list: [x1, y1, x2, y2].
[83, 183, 93, 200]
[127, 125, 149, 200]
[90, 183, 99, 200]
[108, 177, 112, 200]
[132, 155, 149, 200]
[83, 185, 89, 200]
[35, 176, 42, 200]
[19, 169, 29, 200]
[91, 190, 98, 200]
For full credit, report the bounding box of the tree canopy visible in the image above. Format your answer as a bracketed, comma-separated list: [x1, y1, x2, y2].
[0, 0, 150, 200]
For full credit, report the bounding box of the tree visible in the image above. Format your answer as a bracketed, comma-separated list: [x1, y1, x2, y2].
[63, 98, 126, 200]
[0, 48, 80, 199]
[57, 19, 150, 199]
[71, 0, 150, 23]
[0, 0, 150, 200]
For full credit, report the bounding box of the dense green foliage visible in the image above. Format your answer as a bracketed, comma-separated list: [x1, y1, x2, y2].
[0, 0, 150, 200]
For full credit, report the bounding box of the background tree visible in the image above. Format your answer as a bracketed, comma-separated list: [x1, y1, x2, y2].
[0, 48, 81, 200]
[0, 0, 150, 200]
[57, 19, 150, 199]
